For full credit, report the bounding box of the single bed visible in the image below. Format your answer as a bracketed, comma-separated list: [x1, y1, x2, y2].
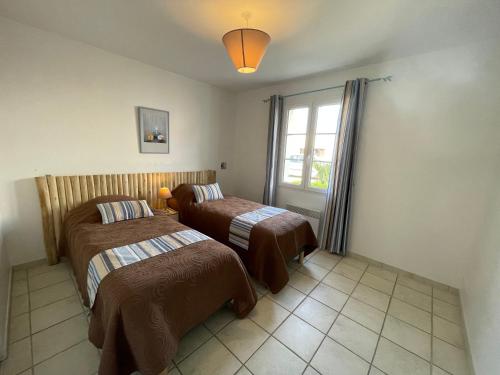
[59, 195, 257, 375]
[172, 184, 318, 293]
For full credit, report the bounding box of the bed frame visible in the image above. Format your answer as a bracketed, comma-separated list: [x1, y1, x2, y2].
[35, 170, 216, 265]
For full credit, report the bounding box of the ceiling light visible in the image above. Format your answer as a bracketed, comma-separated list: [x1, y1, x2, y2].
[222, 13, 270, 74]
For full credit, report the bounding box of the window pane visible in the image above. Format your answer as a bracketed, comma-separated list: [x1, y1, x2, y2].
[309, 161, 332, 190]
[285, 134, 306, 160]
[312, 134, 336, 162]
[287, 108, 309, 134]
[283, 159, 303, 185]
[316, 105, 340, 134]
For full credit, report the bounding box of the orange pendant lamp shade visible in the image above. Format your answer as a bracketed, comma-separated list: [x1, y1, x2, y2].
[222, 28, 271, 74]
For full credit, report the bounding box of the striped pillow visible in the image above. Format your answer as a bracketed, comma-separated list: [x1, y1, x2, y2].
[97, 200, 154, 224]
[192, 183, 224, 203]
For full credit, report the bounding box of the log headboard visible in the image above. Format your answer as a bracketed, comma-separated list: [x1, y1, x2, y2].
[35, 170, 216, 264]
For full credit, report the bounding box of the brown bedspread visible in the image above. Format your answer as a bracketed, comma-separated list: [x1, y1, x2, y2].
[173, 185, 318, 293]
[59, 195, 257, 375]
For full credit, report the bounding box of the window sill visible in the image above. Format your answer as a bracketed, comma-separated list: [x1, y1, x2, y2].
[278, 183, 327, 195]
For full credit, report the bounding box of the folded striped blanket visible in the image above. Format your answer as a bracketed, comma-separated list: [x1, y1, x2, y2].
[87, 230, 210, 307]
[229, 206, 286, 250]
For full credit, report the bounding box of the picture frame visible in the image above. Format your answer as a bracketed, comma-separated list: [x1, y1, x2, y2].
[138, 106, 170, 154]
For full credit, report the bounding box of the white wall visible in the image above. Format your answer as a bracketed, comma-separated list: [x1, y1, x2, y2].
[461, 179, 500, 375]
[232, 39, 500, 288]
[0, 17, 236, 265]
[0, 212, 10, 360]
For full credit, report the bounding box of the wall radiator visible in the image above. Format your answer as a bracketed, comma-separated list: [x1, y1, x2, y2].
[286, 204, 322, 235]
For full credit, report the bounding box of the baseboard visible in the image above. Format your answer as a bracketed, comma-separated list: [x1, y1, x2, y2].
[349, 251, 459, 294]
[0, 266, 12, 361]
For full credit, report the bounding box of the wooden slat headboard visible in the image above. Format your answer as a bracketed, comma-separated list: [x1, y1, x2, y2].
[35, 170, 216, 264]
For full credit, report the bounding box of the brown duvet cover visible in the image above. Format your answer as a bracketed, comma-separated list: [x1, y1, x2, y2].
[59, 195, 257, 375]
[173, 184, 318, 293]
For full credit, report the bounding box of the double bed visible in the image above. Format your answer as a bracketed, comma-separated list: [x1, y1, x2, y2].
[172, 184, 318, 293]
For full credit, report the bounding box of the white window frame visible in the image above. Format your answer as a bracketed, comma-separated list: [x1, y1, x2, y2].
[278, 92, 342, 193]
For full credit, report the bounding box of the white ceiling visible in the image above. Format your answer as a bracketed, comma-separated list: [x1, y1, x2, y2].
[1, 0, 500, 91]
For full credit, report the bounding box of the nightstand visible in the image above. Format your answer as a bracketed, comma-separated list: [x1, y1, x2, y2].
[157, 207, 179, 221]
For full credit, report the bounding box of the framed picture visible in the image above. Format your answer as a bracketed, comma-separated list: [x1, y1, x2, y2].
[138, 106, 169, 154]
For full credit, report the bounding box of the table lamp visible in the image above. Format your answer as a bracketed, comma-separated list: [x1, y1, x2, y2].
[158, 187, 172, 209]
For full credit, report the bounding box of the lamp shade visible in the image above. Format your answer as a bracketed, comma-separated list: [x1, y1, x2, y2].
[222, 28, 271, 73]
[158, 187, 172, 199]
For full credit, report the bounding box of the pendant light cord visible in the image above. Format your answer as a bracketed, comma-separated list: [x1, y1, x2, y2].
[242, 11, 251, 28]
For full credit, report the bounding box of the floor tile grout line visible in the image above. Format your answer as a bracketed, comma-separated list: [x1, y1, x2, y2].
[6, 313, 30, 346]
[368, 270, 399, 370]
[97, 253, 457, 374]
[305, 262, 371, 374]
[433, 363, 454, 375]
[291, 273, 390, 334]
[242, 294, 300, 370]
[384, 309, 432, 335]
[391, 293, 433, 314]
[209, 288, 314, 374]
[212, 334, 249, 371]
[28, 275, 74, 293]
[357, 279, 394, 297]
[26, 268, 35, 372]
[29, 306, 84, 336]
[28, 284, 78, 313]
[176, 277, 296, 373]
[217, 314, 275, 373]
[246, 264, 329, 374]
[431, 285, 435, 374]
[31, 337, 89, 369]
[28, 275, 73, 294]
[392, 287, 464, 326]
[30, 311, 88, 338]
[371, 366, 389, 375]
[172, 307, 246, 372]
[383, 310, 466, 351]
[301, 257, 372, 375]
[13, 253, 463, 375]
[370, 285, 461, 372]
[349, 293, 390, 314]
[378, 335, 433, 365]
[235, 255, 341, 374]
[7, 275, 88, 374]
[381, 289, 466, 345]
[430, 310, 464, 328]
[285, 284, 383, 349]
[173, 332, 214, 366]
[9, 295, 30, 319]
[432, 294, 461, 308]
[363, 265, 398, 283]
[27, 265, 71, 280]
[247, 289, 371, 371]
[181, 284, 339, 371]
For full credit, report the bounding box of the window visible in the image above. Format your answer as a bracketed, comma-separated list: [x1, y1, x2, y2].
[282, 107, 308, 186]
[281, 101, 341, 191]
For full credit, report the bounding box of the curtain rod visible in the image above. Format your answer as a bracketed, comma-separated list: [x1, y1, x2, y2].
[262, 75, 393, 103]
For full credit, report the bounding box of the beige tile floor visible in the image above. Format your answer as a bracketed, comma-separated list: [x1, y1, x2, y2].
[1, 251, 471, 375]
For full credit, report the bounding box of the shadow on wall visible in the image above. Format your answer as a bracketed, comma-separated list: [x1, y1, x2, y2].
[4, 178, 46, 265]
